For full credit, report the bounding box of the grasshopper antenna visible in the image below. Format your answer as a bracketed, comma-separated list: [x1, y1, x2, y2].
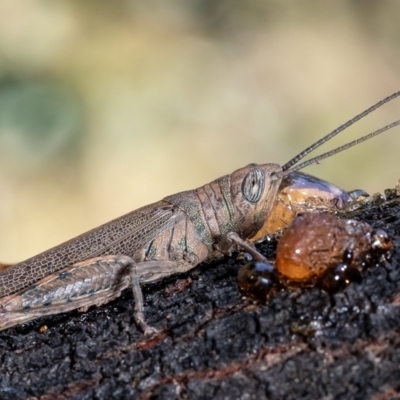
[283, 119, 400, 176]
[282, 91, 400, 171]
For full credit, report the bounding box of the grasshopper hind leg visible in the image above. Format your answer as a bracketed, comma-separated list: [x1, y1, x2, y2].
[131, 258, 198, 335]
[0, 255, 133, 332]
[129, 261, 157, 336]
[0, 255, 196, 335]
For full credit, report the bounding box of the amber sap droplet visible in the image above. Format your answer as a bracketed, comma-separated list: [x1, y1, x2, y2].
[275, 212, 392, 289]
[238, 261, 279, 301]
[251, 171, 366, 241]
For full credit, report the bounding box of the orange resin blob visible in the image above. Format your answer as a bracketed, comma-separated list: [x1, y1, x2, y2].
[275, 212, 392, 286]
[251, 172, 359, 242]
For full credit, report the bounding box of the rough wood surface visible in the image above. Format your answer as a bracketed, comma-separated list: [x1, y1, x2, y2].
[1, 196, 400, 400]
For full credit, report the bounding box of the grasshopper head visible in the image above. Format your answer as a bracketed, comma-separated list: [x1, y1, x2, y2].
[230, 163, 282, 238]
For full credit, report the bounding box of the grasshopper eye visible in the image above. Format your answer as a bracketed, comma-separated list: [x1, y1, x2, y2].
[242, 168, 265, 203]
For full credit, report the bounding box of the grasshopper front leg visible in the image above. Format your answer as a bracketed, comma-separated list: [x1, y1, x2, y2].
[220, 232, 270, 263]
[0, 255, 195, 335]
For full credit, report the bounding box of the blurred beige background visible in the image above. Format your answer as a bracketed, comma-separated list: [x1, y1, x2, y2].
[0, 0, 399, 262]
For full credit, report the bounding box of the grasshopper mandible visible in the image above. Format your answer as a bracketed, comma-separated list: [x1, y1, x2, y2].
[0, 92, 399, 335]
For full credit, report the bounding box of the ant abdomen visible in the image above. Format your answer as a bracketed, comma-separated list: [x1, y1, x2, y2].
[238, 261, 280, 301]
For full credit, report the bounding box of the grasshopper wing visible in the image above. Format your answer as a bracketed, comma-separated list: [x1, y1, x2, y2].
[0, 201, 180, 297]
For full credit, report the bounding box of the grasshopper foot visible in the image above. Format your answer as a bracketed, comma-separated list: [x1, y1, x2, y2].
[134, 310, 159, 336]
[143, 325, 160, 336]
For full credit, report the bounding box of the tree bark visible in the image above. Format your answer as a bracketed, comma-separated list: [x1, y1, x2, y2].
[1, 196, 400, 400]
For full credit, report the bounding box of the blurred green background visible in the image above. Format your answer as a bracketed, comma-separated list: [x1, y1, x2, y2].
[0, 0, 399, 262]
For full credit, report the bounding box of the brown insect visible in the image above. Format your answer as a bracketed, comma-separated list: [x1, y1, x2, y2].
[238, 261, 281, 301]
[0, 92, 399, 334]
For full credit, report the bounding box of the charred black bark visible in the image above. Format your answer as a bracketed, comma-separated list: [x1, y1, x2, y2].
[1, 197, 400, 400]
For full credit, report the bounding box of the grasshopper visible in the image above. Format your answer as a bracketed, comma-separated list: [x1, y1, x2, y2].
[0, 92, 399, 335]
